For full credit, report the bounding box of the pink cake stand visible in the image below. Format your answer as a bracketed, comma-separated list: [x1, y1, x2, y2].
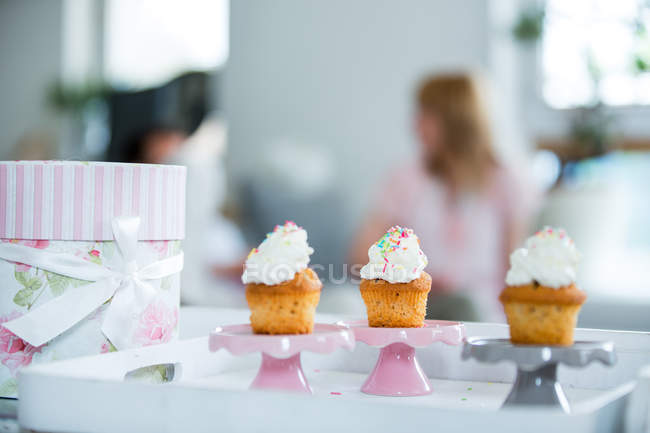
[209, 323, 354, 394]
[339, 320, 465, 396]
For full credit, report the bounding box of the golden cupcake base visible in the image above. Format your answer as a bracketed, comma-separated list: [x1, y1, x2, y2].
[246, 268, 322, 334]
[360, 272, 432, 328]
[500, 283, 586, 346]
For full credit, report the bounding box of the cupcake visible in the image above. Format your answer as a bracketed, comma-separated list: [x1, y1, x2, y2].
[242, 221, 322, 334]
[500, 227, 586, 346]
[359, 226, 431, 327]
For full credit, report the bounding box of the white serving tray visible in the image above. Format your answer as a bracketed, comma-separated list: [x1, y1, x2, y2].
[17, 308, 650, 433]
[626, 361, 650, 432]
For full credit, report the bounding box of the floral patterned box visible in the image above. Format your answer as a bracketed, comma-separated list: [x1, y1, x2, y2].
[0, 161, 186, 397]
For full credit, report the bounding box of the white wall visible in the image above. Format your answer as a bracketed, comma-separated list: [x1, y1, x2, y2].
[224, 0, 495, 237]
[0, 1, 63, 158]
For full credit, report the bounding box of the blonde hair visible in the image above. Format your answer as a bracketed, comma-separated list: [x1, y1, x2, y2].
[416, 73, 497, 191]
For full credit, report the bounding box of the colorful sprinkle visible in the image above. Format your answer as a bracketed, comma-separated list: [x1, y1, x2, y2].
[534, 226, 569, 240]
[330, 392, 342, 395]
[374, 226, 417, 269]
[257, 221, 304, 245]
[266, 221, 302, 238]
[461, 397, 467, 401]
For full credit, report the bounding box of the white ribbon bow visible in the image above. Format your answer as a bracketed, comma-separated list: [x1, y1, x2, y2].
[0, 217, 183, 350]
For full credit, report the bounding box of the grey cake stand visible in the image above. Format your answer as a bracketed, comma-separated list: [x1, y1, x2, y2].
[462, 337, 616, 413]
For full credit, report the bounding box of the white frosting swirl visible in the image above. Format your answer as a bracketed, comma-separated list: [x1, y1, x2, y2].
[360, 226, 428, 283]
[505, 227, 581, 289]
[242, 221, 314, 285]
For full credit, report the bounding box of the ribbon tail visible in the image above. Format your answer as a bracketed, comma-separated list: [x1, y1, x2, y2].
[137, 252, 184, 280]
[102, 279, 156, 351]
[3, 278, 119, 347]
[0, 243, 113, 281]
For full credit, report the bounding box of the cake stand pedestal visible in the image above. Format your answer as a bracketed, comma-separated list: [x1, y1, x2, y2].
[339, 320, 465, 396]
[209, 324, 354, 394]
[462, 338, 616, 413]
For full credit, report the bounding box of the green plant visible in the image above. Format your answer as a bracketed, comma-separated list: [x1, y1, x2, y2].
[569, 104, 614, 158]
[512, 6, 545, 43]
[47, 80, 111, 113]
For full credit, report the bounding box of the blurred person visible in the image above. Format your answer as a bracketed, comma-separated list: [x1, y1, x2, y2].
[350, 73, 538, 321]
[126, 119, 248, 308]
[172, 115, 248, 308]
[12, 130, 57, 160]
[124, 125, 187, 164]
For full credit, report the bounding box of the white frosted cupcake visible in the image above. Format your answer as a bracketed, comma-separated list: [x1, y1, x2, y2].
[499, 227, 587, 346]
[359, 226, 431, 327]
[242, 221, 322, 334]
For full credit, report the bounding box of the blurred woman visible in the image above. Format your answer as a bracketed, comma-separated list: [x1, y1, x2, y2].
[350, 73, 537, 321]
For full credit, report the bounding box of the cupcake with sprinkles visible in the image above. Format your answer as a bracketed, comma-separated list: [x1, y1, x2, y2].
[242, 221, 322, 334]
[500, 226, 586, 346]
[359, 226, 431, 327]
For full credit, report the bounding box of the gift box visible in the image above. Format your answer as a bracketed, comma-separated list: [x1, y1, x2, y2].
[0, 161, 186, 397]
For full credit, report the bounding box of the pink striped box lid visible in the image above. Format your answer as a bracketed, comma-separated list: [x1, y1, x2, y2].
[0, 161, 186, 241]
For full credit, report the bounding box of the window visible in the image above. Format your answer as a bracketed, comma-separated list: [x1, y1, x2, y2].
[542, 0, 650, 108]
[104, 0, 229, 88]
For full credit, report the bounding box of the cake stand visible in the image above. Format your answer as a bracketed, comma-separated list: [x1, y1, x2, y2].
[209, 323, 354, 394]
[338, 320, 465, 396]
[462, 337, 617, 412]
